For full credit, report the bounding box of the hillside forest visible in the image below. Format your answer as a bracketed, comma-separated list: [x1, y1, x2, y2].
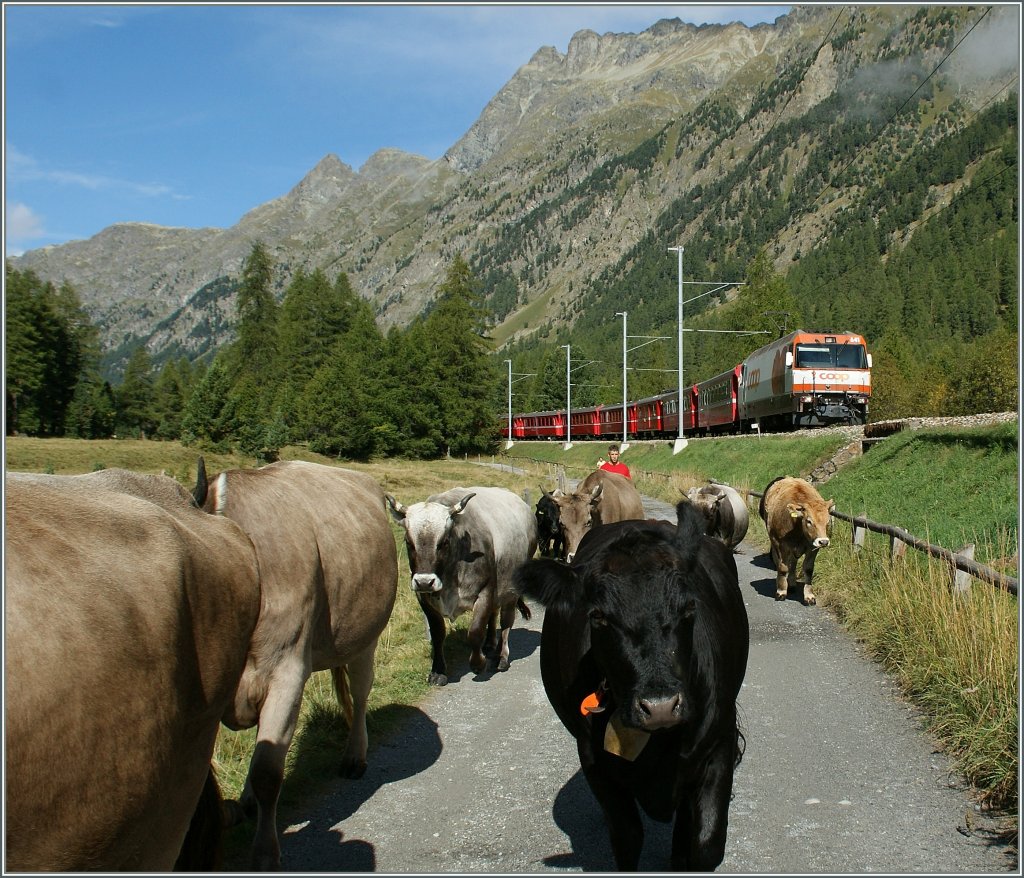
[4, 91, 1018, 459]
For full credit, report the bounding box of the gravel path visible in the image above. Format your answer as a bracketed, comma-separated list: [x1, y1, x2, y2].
[226, 492, 1015, 873]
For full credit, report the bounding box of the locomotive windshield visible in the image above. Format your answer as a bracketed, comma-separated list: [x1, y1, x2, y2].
[794, 343, 868, 369]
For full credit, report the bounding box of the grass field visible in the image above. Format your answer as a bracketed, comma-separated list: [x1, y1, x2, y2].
[5, 424, 1018, 847]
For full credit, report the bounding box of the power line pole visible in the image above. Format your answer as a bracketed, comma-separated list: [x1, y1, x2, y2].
[668, 245, 687, 454]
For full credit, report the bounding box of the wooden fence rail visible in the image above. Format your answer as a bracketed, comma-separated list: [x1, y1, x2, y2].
[744, 487, 1017, 597]
[492, 457, 1017, 597]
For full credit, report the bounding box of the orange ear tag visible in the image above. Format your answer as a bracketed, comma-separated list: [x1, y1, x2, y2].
[580, 690, 606, 716]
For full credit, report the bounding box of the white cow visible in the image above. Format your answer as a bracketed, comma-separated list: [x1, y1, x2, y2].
[385, 486, 538, 685]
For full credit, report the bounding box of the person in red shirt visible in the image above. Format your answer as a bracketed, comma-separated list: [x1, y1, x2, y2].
[597, 444, 631, 479]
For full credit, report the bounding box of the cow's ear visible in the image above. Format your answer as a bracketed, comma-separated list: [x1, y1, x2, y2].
[451, 492, 476, 516]
[513, 558, 580, 613]
[787, 502, 804, 520]
[672, 501, 705, 569]
[384, 494, 407, 522]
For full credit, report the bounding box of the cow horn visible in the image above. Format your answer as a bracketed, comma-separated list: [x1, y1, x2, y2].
[452, 492, 476, 515]
[384, 494, 407, 520]
[192, 457, 208, 508]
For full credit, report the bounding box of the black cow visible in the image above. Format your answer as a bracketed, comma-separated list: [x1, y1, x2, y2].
[536, 491, 564, 559]
[513, 502, 748, 872]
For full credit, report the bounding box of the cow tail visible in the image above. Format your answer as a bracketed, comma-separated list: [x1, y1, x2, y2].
[174, 766, 223, 871]
[758, 476, 786, 522]
[517, 597, 533, 621]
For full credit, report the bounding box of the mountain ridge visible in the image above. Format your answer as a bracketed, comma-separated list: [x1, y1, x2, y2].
[8, 5, 1018, 379]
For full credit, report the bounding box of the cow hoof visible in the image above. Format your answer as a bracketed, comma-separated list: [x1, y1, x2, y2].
[804, 595, 817, 606]
[427, 672, 448, 686]
[496, 657, 510, 672]
[339, 756, 367, 779]
[774, 591, 786, 601]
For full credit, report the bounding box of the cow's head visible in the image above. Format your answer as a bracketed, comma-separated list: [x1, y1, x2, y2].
[536, 492, 563, 558]
[515, 503, 713, 733]
[385, 492, 475, 594]
[787, 497, 835, 549]
[685, 487, 725, 537]
[551, 482, 604, 563]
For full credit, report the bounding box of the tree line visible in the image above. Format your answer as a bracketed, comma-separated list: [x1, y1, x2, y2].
[5, 250, 502, 460]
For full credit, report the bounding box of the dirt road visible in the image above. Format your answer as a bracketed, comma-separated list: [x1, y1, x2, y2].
[232, 495, 1014, 873]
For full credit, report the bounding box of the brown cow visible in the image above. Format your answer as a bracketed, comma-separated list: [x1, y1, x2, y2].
[759, 476, 834, 605]
[4, 471, 261, 871]
[197, 459, 398, 870]
[546, 469, 645, 562]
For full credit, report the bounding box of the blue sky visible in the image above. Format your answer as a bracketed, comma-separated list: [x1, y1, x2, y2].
[4, 3, 791, 255]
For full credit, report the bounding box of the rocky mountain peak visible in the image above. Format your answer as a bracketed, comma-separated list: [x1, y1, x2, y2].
[289, 153, 357, 201]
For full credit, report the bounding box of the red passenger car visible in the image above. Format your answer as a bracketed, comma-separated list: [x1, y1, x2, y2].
[695, 365, 741, 434]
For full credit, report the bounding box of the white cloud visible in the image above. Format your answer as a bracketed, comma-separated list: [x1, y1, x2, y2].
[5, 202, 46, 253]
[6, 143, 178, 198]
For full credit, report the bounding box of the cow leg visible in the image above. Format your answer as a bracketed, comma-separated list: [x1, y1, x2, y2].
[333, 642, 377, 779]
[798, 548, 819, 606]
[418, 595, 449, 686]
[582, 761, 644, 871]
[483, 610, 498, 657]
[467, 590, 495, 674]
[240, 659, 309, 870]
[773, 545, 793, 601]
[494, 598, 517, 672]
[670, 731, 738, 871]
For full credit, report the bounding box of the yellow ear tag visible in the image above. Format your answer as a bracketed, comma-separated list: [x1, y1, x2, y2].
[604, 714, 650, 761]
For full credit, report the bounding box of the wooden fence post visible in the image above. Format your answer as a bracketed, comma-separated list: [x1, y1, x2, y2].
[951, 544, 976, 594]
[557, 466, 567, 493]
[890, 535, 907, 561]
[852, 523, 866, 554]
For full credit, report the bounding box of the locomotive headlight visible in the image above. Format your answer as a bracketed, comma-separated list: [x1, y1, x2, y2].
[800, 395, 813, 403]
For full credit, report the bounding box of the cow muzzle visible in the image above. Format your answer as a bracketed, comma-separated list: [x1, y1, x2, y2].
[635, 694, 683, 731]
[411, 573, 442, 594]
[813, 537, 831, 549]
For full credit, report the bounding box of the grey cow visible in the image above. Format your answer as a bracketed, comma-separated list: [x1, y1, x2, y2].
[386, 486, 538, 685]
[686, 483, 750, 551]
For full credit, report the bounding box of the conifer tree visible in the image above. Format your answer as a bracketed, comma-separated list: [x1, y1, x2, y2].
[230, 241, 278, 382]
[5, 265, 96, 436]
[152, 357, 200, 440]
[273, 267, 350, 434]
[116, 345, 158, 438]
[181, 357, 234, 448]
[421, 256, 500, 455]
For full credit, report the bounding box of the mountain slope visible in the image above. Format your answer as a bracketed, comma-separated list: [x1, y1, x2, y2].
[8, 5, 1018, 380]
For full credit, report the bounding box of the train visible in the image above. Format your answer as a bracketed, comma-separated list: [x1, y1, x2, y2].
[504, 329, 873, 441]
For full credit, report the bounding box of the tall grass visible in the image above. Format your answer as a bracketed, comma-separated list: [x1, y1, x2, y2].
[816, 532, 1018, 812]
